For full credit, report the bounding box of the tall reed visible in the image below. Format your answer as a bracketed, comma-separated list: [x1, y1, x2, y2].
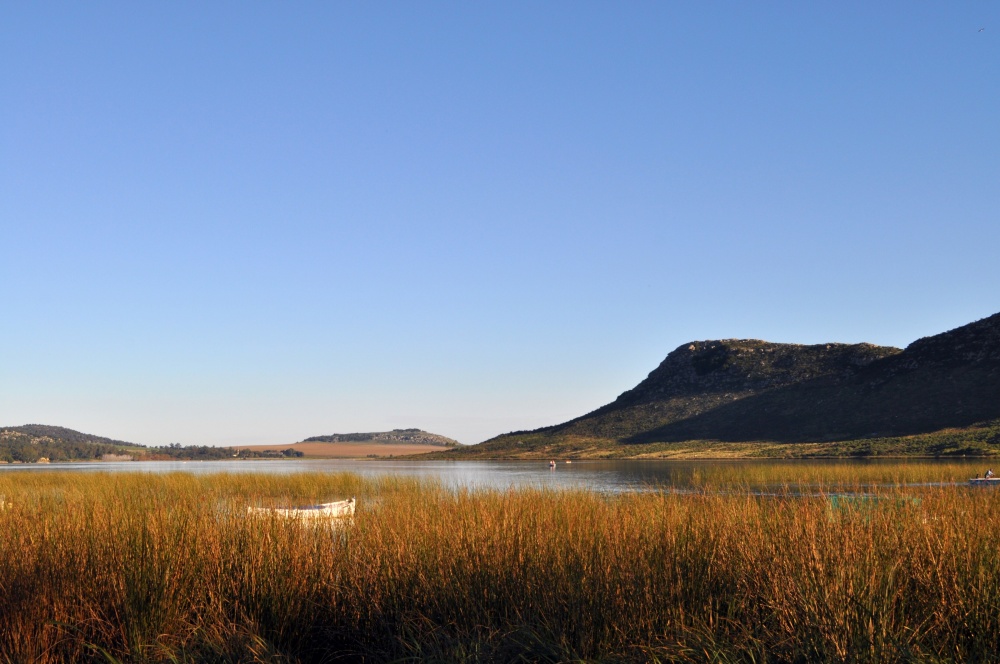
[0, 471, 998, 662]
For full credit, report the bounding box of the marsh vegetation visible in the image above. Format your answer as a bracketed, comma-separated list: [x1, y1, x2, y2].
[0, 467, 998, 662]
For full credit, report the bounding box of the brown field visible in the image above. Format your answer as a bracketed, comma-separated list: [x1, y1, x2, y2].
[234, 441, 446, 457]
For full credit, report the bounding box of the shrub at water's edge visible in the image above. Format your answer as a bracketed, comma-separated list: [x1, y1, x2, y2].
[2, 470, 1000, 662]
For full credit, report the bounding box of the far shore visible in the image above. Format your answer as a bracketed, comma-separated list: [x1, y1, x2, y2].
[232, 441, 450, 458]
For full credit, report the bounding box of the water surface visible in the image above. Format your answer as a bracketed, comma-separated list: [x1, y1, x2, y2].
[0, 458, 985, 493]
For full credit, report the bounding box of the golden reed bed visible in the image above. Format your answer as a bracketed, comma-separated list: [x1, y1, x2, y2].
[0, 467, 997, 662]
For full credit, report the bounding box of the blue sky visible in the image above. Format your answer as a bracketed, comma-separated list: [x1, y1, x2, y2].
[2, 2, 998, 445]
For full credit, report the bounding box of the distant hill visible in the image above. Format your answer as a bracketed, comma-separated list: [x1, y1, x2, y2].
[2, 424, 142, 448]
[0, 425, 142, 462]
[453, 312, 1000, 458]
[302, 428, 459, 447]
[0, 425, 298, 463]
[0, 424, 460, 463]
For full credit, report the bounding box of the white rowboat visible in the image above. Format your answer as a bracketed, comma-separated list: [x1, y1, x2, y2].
[247, 497, 356, 521]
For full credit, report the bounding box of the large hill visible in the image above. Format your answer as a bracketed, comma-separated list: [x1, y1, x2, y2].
[454, 312, 1000, 458]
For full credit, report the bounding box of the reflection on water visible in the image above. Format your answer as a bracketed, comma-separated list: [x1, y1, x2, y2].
[0, 458, 984, 493]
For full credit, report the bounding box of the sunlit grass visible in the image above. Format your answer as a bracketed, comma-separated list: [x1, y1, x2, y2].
[0, 471, 998, 662]
[668, 459, 988, 489]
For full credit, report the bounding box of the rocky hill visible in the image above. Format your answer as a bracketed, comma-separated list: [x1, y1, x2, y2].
[302, 429, 459, 446]
[551, 339, 901, 442]
[460, 312, 1000, 457]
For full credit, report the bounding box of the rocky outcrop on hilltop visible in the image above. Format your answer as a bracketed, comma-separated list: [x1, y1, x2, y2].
[610, 340, 899, 405]
[880, 312, 1000, 371]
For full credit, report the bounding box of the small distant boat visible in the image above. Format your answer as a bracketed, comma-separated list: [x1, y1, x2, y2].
[969, 478, 1000, 486]
[549, 460, 556, 468]
[248, 497, 356, 521]
[565, 460, 572, 464]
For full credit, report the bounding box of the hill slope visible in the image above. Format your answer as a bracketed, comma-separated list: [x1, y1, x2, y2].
[458, 312, 1000, 458]
[550, 340, 901, 441]
[0, 426, 298, 462]
[0, 425, 142, 462]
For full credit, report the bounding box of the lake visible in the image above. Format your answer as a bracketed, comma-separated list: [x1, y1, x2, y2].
[0, 458, 983, 492]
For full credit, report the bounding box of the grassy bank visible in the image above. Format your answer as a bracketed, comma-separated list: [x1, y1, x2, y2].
[432, 419, 1000, 460]
[1, 470, 999, 662]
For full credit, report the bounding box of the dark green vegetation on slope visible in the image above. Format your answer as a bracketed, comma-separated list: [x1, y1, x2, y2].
[3, 470, 1000, 663]
[458, 312, 1000, 458]
[0, 425, 142, 463]
[0, 425, 303, 462]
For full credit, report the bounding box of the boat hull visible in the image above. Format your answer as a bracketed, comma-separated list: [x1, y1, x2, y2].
[248, 497, 356, 520]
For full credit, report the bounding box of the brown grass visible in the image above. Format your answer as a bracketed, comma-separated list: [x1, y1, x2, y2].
[1, 469, 999, 662]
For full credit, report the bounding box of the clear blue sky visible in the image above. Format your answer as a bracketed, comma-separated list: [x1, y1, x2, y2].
[2, 2, 998, 446]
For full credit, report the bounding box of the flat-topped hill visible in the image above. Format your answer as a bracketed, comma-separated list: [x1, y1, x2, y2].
[455, 312, 1000, 458]
[302, 428, 459, 446]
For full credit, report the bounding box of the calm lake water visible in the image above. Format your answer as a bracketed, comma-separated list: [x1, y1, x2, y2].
[0, 458, 982, 493]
